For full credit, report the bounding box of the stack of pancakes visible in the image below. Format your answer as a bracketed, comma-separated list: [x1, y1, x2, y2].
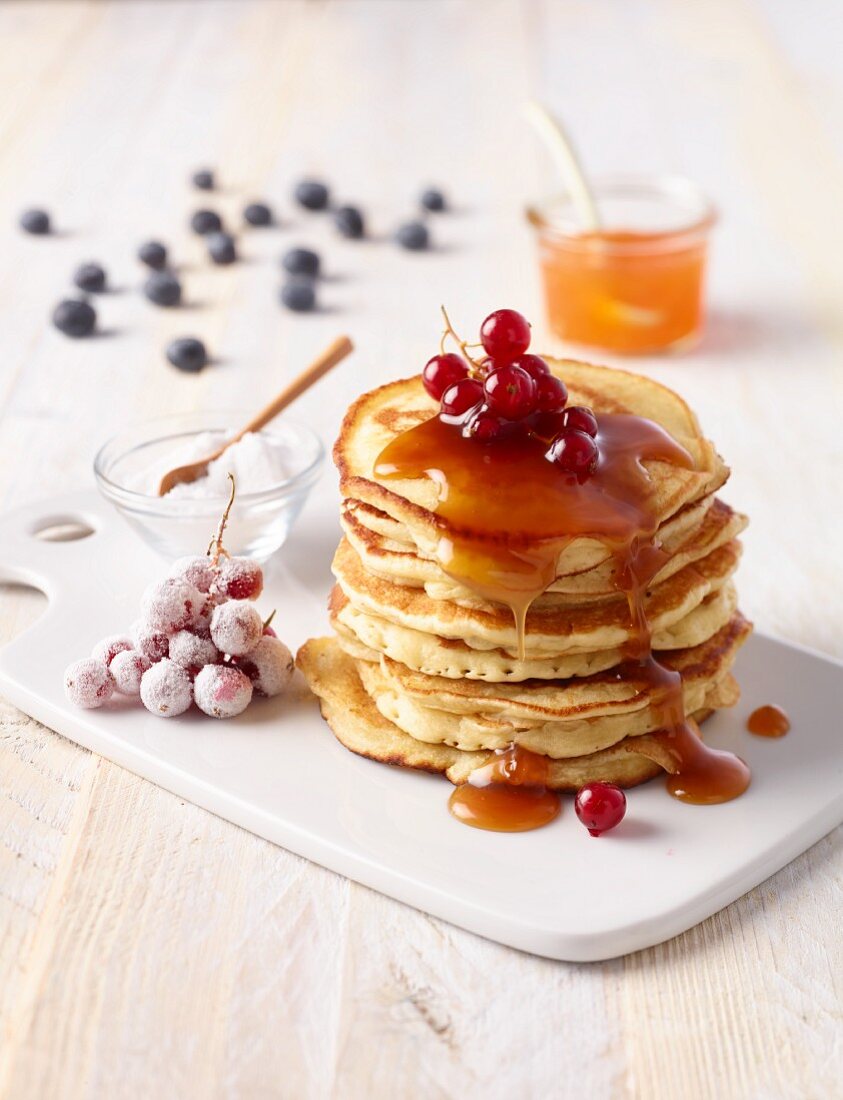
[298, 359, 751, 789]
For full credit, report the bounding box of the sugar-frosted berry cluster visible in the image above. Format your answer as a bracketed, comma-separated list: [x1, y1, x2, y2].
[63, 478, 294, 720]
[422, 307, 600, 479]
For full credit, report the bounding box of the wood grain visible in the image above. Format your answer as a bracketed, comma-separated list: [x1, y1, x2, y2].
[0, 1, 840, 1097]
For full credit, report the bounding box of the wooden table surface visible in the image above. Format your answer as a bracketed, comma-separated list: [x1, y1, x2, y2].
[1, 2, 841, 1097]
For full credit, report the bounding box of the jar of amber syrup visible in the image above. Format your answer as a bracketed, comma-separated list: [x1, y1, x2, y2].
[527, 175, 716, 355]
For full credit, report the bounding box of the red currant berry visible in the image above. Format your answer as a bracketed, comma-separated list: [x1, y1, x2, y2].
[511, 353, 550, 382]
[574, 782, 627, 836]
[479, 309, 531, 364]
[560, 405, 598, 437]
[422, 353, 468, 401]
[440, 377, 484, 418]
[484, 364, 537, 420]
[548, 429, 599, 477]
[534, 373, 568, 414]
[463, 405, 505, 443]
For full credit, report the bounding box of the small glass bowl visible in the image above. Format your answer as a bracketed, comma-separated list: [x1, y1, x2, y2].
[527, 174, 716, 354]
[94, 411, 325, 562]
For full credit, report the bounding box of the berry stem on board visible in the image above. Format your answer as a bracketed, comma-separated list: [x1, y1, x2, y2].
[207, 473, 236, 562]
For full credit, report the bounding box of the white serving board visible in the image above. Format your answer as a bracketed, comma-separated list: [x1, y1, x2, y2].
[1, 492, 841, 963]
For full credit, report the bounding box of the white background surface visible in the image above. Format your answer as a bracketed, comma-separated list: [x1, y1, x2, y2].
[0, 2, 841, 1097]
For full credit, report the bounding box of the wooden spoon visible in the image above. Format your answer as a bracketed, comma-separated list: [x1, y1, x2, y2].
[157, 334, 353, 496]
[524, 100, 601, 232]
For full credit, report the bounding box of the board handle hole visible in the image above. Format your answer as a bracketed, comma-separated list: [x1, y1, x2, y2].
[31, 517, 95, 543]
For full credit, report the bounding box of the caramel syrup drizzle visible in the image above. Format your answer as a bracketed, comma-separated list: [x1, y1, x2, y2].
[375, 405, 750, 829]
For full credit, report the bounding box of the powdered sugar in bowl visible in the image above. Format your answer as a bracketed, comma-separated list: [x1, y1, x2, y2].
[94, 411, 325, 562]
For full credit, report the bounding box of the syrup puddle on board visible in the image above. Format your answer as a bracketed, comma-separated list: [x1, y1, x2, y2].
[376, 405, 751, 829]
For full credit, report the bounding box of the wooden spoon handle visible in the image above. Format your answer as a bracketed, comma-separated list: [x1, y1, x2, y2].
[227, 334, 354, 448]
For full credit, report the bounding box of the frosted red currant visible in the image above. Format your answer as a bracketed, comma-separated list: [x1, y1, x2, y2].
[511, 353, 549, 381]
[170, 555, 217, 594]
[440, 377, 483, 418]
[210, 600, 263, 656]
[422, 353, 468, 401]
[91, 634, 133, 667]
[64, 658, 113, 709]
[169, 630, 220, 677]
[236, 636, 294, 697]
[534, 374, 568, 414]
[574, 782, 627, 837]
[193, 664, 253, 718]
[131, 619, 170, 663]
[139, 659, 192, 717]
[484, 364, 537, 420]
[141, 578, 205, 634]
[215, 556, 264, 601]
[548, 429, 599, 478]
[110, 649, 150, 696]
[560, 405, 598, 437]
[479, 309, 531, 364]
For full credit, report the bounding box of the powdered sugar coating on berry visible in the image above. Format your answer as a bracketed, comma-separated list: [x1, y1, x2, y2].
[110, 649, 150, 695]
[169, 630, 220, 674]
[141, 578, 205, 634]
[193, 665, 253, 718]
[91, 634, 133, 667]
[210, 600, 262, 656]
[215, 556, 263, 601]
[170, 555, 218, 595]
[64, 658, 113, 709]
[237, 636, 294, 697]
[131, 619, 170, 663]
[140, 659, 192, 717]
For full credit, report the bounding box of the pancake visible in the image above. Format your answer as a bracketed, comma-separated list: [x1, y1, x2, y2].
[297, 636, 732, 790]
[334, 361, 729, 583]
[341, 495, 747, 607]
[332, 534, 742, 658]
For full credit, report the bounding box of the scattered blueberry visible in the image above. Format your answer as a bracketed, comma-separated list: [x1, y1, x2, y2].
[73, 262, 107, 293]
[192, 168, 215, 191]
[166, 337, 208, 372]
[137, 240, 168, 270]
[420, 188, 446, 212]
[280, 281, 316, 312]
[243, 202, 272, 227]
[334, 205, 365, 239]
[52, 298, 96, 338]
[282, 247, 320, 278]
[294, 179, 330, 211]
[190, 209, 223, 236]
[19, 208, 50, 235]
[394, 221, 430, 251]
[207, 231, 237, 265]
[143, 271, 182, 307]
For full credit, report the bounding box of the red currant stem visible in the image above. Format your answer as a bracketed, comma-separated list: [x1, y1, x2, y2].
[439, 305, 484, 372]
[263, 608, 277, 631]
[207, 473, 236, 562]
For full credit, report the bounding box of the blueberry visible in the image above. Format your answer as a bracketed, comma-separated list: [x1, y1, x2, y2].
[20, 208, 51, 235]
[282, 247, 320, 277]
[334, 205, 365, 239]
[52, 298, 96, 338]
[420, 188, 446, 212]
[394, 221, 429, 251]
[73, 262, 107, 293]
[280, 281, 316, 312]
[190, 209, 223, 236]
[166, 337, 207, 372]
[192, 168, 215, 191]
[137, 240, 168, 270]
[207, 231, 237, 265]
[143, 271, 182, 307]
[294, 179, 330, 211]
[244, 202, 272, 227]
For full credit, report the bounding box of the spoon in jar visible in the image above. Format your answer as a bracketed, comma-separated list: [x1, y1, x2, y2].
[157, 334, 353, 496]
[524, 100, 602, 232]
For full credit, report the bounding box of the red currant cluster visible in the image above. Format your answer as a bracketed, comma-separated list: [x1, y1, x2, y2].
[421, 308, 600, 478]
[63, 481, 295, 720]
